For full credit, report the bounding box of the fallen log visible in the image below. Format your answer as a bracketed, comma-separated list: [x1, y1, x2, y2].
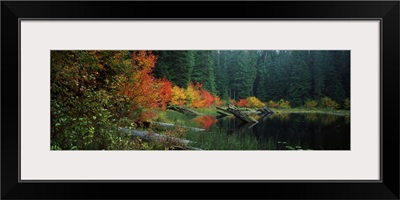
[257, 106, 274, 114]
[186, 146, 202, 150]
[152, 121, 205, 132]
[122, 128, 192, 145]
[167, 106, 203, 116]
[243, 110, 262, 115]
[216, 106, 233, 116]
[226, 104, 258, 123]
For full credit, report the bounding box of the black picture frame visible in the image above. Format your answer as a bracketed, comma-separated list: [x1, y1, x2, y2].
[2, 1, 399, 199]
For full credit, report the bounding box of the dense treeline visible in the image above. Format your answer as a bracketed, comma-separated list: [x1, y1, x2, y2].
[153, 50, 350, 107]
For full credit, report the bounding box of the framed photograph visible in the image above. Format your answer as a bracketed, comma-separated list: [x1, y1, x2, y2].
[2, 1, 399, 199]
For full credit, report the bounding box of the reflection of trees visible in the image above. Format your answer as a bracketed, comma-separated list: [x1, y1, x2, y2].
[249, 113, 261, 121]
[320, 114, 338, 126]
[269, 113, 290, 121]
[193, 115, 217, 129]
[215, 113, 350, 150]
[344, 115, 350, 125]
[304, 113, 318, 122]
[304, 113, 340, 126]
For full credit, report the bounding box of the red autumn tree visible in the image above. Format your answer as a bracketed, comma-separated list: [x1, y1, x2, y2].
[189, 82, 214, 108]
[155, 78, 172, 110]
[121, 51, 172, 123]
[237, 99, 247, 107]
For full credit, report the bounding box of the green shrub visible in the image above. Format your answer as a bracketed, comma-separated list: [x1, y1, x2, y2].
[304, 99, 318, 109]
[278, 99, 291, 109]
[320, 96, 340, 110]
[267, 100, 279, 108]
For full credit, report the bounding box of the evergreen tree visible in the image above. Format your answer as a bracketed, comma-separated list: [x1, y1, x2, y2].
[287, 51, 312, 106]
[153, 50, 194, 88]
[324, 51, 345, 103]
[192, 51, 216, 94]
[253, 51, 268, 101]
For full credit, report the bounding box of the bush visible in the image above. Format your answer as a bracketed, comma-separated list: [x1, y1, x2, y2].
[304, 99, 318, 109]
[278, 99, 291, 109]
[246, 96, 266, 108]
[320, 96, 340, 109]
[344, 98, 350, 110]
[229, 99, 237, 106]
[267, 100, 279, 108]
[237, 99, 247, 107]
[214, 96, 224, 106]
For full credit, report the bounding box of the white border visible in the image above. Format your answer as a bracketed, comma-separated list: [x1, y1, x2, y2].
[21, 21, 380, 180]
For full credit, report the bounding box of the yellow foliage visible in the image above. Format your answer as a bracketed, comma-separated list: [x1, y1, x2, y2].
[186, 83, 202, 108]
[171, 86, 186, 106]
[246, 96, 266, 108]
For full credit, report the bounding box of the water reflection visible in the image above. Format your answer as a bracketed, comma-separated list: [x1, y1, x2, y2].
[193, 115, 217, 129]
[210, 113, 350, 150]
[269, 113, 290, 121]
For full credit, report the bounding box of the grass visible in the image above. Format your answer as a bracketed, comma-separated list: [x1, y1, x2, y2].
[153, 110, 199, 127]
[186, 127, 278, 150]
[193, 107, 218, 115]
[271, 107, 350, 116]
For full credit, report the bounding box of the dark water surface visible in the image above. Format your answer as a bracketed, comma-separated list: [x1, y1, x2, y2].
[197, 113, 350, 150]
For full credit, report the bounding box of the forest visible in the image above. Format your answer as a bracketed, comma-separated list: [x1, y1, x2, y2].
[51, 50, 350, 150]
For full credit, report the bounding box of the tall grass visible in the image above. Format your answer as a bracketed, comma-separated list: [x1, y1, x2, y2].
[186, 127, 278, 150]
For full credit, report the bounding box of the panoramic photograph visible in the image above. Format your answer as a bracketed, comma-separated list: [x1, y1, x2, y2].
[51, 50, 350, 150]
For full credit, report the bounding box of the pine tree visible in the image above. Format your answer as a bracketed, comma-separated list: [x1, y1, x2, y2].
[287, 51, 312, 106]
[192, 51, 216, 94]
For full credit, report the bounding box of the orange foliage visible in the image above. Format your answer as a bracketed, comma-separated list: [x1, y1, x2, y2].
[199, 89, 214, 108]
[237, 99, 247, 107]
[230, 99, 237, 106]
[194, 115, 217, 129]
[187, 82, 214, 108]
[155, 78, 172, 110]
[214, 96, 224, 106]
[121, 51, 171, 122]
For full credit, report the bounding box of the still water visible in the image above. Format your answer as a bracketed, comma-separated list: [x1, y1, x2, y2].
[195, 113, 350, 150]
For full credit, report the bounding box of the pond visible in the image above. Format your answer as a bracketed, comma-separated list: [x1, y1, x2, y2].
[193, 113, 350, 150]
